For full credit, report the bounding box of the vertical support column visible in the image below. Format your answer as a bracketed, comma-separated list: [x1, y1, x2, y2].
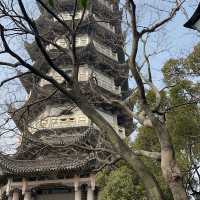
[12, 190, 20, 200]
[24, 191, 31, 200]
[87, 187, 94, 200]
[0, 187, 2, 200]
[75, 189, 81, 200]
[74, 176, 81, 200]
[87, 174, 96, 200]
[22, 178, 28, 196]
[22, 178, 31, 200]
[6, 178, 12, 196]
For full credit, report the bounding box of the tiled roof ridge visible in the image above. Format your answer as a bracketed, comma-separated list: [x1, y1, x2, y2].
[0, 152, 96, 175]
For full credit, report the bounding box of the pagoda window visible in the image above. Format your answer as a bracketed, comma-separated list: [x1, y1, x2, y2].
[58, 117, 68, 127]
[60, 117, 68, 122]
[69, 117, 75, 121]
[75, 35, 90, 47]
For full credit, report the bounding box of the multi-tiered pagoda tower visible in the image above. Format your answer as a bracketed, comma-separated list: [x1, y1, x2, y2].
[0, 0, 131, 199]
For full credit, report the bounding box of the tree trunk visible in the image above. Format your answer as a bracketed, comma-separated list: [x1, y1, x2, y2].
[151, 116, 187, 200]
[74, 94, 164, 200]
[161, 147, 187, 200]
[123, 150, 164, 200]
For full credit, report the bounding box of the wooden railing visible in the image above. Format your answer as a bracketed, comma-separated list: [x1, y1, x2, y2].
[39, 66, 121, 95]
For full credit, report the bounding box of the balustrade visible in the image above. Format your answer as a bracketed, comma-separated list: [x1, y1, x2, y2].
[28, 109, 125, 138]
[45, 35, 118, 61]
[93, 40, 118, 61]
[46, 35, 90, 51]
[39, 66, 121, 95]
[28, 112, 90, 133]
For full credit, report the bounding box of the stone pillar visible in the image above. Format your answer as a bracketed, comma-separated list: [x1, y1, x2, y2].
[6, 178, 12, 196]
[75, 188, 81, 200]
[87, 187, 94, 200]
[87, 174, 96, 200]
[22, 178, 27, 196]
[24, 191, 31, 200]
[74, 176, 81, 200]
[12, 190, 20, 200]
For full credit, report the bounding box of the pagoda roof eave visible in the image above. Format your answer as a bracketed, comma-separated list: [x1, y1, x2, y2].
[26, 43, 127, 74]
[35, 16, 120, 47]
[8, 87, 53, 131]
[38, 0, 120, 18]
[0, 153, 97, 178]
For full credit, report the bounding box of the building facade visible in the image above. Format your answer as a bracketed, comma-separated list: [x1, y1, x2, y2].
[0, 0, 131, 199]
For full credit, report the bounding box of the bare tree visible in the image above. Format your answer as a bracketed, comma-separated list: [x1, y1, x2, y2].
[0, 0, 199, 199]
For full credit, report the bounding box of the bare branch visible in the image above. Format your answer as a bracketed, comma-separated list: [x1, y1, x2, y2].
[134, 150, 161, 161]
[0, 72, 31, 88]
[140, 0, 184, 36]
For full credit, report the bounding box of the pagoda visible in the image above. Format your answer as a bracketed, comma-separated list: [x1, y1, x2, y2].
[0, 0, 131, 200]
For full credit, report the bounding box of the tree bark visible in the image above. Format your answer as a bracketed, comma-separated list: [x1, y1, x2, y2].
[150, 115, 187, 200]
[161, 148, 187, 200]
[73, 92, 164, 200]
[123, 150, 164, 200]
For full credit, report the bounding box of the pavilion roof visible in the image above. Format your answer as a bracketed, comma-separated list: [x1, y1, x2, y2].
[0, 152, 97, 178]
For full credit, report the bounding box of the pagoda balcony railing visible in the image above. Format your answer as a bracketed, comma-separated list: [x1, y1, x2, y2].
[53, 10, 89, 21]
[46, 35, 118, 61]
[93, 40, 118, 61]
[97, 0, 114, 11]
[39, 66, 121, 95]
[93, 14, 115, 33]
[46, 35, 90, 50]
[28, 110, 125, 138]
